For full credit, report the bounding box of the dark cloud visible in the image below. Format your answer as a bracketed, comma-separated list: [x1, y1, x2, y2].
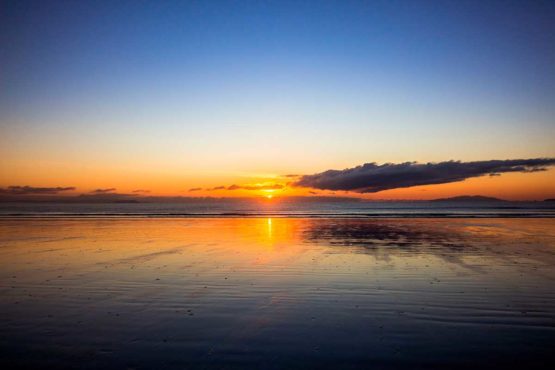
[91, 188, 116, 194]
[188, 187, 203, 192]
[226, 184, 284, 191]
[132, 189, 150, 193]
[294, 158, 555, 193]
[0, 186, 76, 195]
[208, 186, 226, 191]
[205, 184, 283, 191]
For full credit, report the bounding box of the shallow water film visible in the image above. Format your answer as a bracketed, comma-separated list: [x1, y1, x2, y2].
[1, 218, 554, 369]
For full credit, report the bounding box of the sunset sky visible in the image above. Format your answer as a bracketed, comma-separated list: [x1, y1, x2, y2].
[1, 1, 554, 200]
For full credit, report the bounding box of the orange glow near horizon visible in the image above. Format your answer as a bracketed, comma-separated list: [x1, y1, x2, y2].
[1, 165, 554, 201]
[2, 0, 554, 205]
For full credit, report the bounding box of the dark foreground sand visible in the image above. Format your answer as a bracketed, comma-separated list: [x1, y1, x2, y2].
[1, 218, 554, 369]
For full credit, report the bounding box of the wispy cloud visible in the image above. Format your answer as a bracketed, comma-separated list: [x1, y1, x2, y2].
[0, 186, 76, 195]
[91, 188, 116, 194]
[207, 186, 226, 191]
[132, 189, 150, 193]
[203, 184, 284, 191]
[295, 158, 555, 193]
[226, 184, 284, 191]
[188, 187, 203, 192]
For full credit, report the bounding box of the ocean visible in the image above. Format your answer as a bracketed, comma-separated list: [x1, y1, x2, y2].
[1, 199, 554, 217]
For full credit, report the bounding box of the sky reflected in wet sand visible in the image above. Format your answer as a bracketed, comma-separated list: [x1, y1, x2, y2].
[1, 218, 554, 369]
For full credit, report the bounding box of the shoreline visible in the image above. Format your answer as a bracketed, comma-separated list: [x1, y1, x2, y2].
[1, 213, 555, 218]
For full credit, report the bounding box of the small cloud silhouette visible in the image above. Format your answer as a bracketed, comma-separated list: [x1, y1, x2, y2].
[295, 158, 555, 193]
[208, 186, 226, 191]
[226, 184, 284, 191]
[205, 184, 284, 191]
[0, 186, 76, 195]
[188, 187, 203, 192]
[91, 188, 116, 194]
[132, 189, 150, 193]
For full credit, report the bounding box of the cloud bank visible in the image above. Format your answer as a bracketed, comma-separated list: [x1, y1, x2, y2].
[0, 186, 76, 195]
[294, 158, 555, 193]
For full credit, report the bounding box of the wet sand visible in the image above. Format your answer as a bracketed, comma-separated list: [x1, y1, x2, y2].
[1, 218, 554, 369]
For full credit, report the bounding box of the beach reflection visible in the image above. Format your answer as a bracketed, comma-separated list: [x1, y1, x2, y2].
[302, 218, 555, 272]
[1, 217, 554, 369]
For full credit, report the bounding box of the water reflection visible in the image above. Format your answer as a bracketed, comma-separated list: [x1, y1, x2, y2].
[0, 218, 554, 369]
[301, 218, 555, 272]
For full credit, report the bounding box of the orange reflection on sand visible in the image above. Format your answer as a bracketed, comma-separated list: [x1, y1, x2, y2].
[0, 218, 315, 281]
[1, 217, 555, 280]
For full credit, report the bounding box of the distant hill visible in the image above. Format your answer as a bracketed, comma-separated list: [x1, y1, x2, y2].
[431, 195, 505, 202]
[544, 199, 555, 202]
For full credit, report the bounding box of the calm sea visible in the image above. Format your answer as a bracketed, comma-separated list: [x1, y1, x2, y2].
[1, 199, 554, 217]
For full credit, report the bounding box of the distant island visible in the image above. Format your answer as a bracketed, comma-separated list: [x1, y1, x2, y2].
[544, 199, 555, 202]
[431, 195, 506, 202]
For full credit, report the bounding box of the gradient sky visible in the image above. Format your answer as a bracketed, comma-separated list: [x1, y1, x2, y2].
[1, 0, 554, 200]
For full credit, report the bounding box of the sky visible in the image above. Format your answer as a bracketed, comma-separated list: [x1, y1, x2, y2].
[1, 0, 554, 200]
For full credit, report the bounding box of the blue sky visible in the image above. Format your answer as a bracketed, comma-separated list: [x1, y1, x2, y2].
[1, 0, 554, 198]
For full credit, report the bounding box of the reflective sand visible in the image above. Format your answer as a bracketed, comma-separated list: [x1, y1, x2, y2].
[1, 218, 554, 369]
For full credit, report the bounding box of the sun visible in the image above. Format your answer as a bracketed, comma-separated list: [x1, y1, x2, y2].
[266, 194, 273, 199]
